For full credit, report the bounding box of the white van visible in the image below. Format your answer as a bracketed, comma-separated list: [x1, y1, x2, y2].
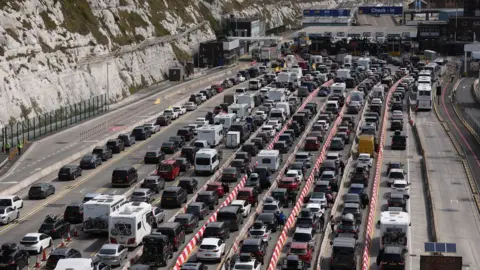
[275, 102, 291, 117]
[195, 149, 221, 175]
[257, 150, 281, 172]
[269, 108, 286, 123]
[109, 202, 152, 247]
[197, 124, 224, 147]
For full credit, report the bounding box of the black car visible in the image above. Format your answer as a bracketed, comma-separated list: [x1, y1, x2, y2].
[140, 175, 165, 193]
[144, 149, 165, 164]
[177, 178, 198, 194]
[174, 214, 199, 233]
[329, 137, 345, 151]
[118, 133, 136, 147]
[132, 126, 152, 140]
[141, 234, 172, 267]
[221, 167, 241, 183]
[63, 203, 84, 224]
[58, 165, 82, 181]
[161, 142, 177, 154]
[92, 145, 113, 161]
[169, 136, 185, 148]
[106, 139, 125, 153]
[46, 247, 81, 269]
[79, 154, 102, 169]
[155, 222, 186, 251]
[239, 238, 267, 264]
[0, 243, 30, 270]
[203, 222, 230, 240]
[186, 202, 209, 220]
[195, 191, 219, 210]
[28, 183, 55, 199]
[38, 215, 69, 239]
[255, 213, 278, 232]
[177, 128, 194, 142]
[390, 120, 403, 131]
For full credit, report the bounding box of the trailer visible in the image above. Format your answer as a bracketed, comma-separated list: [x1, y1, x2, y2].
[197, 124, 224, 147]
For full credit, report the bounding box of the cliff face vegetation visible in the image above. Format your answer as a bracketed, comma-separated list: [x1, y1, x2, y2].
[0, 0, 333, 124]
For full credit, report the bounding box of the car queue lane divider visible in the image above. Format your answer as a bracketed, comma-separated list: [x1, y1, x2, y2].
[218, 89, 332, 270]
[361, 78, 405, 270]
[171, 80, 334, 270]
[266, 93, 350, 270]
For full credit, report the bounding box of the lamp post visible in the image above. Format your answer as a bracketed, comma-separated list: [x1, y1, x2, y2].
[107, 62, 110, 110]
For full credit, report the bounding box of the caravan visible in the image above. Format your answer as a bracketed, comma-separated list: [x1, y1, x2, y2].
[336, 69, 351, 80]
[236, 94, 255, 110]
[268, 89, 286, 102]
[214, 113, 236, 131]
[197, 124, 225, 147]
[330, 82, 346, 97]
[380, 211, 410, 246]
[228, 103, 250, 118]
[83, 195, 127, 233]
[257, 150, 281, 172]
[109, 202, 153, 247]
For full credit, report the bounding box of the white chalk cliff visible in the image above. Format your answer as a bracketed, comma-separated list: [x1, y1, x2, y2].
[0, 0, 334, 124]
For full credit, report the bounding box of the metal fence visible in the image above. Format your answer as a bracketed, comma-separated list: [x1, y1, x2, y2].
[1, 94, 108, 149]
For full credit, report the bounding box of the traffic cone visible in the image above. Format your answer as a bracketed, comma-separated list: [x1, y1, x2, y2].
[60, 237, 65, 247]
[73, 226, 78, 237]
[42, 249, 47, 261]
[66, 231, 71, 242]
[34, 256, 41, 268]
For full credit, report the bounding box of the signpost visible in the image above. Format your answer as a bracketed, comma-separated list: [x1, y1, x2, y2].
[358, 6, 403, 15]
[303, 9, 351, 17]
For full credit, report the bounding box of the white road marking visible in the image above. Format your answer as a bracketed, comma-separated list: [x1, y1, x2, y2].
[450, 200, 458, 203]
[0, 181, 18, 184]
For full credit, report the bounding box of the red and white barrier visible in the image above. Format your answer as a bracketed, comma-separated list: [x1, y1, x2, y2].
[172, 80, 333, 269]
[360, 79, 405, 270]
[267, 95, 350, 270]
[251, 60, 257, 66]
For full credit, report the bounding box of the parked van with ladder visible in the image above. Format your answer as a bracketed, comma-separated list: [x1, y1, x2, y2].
[83, 195, 127, 234]
[109, 202, 153, 247]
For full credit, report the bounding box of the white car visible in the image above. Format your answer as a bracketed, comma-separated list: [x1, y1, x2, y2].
[387, 168, 406, 186]
[254, 111, 267, 121]
[0, 195, 23, 209]
[143, 123, 160, 134]
[391, 179, 410, 196]
[316, 120, 330, 130]
[173, 106, 186, 115]
[261, 125, 276, 138]
[371, 98, 382, 106]
[391, 110, 403, 121]
[233, 257, 261, 270]
[267, 120, 282, 131]
[197, 238, 226, 261]
[195, 117, 209, 126]
[285, 170, 303, 182]
[230, 200, 251, 217]
[357, 153, 373, 168]
[184, 102, 197, 111]
[20, 233, 53, 254]
[248, 222, 271, 242]
[304, 203, 325, 218]
[163, 108, 179, 120]
[188, 123, 201, 135]
[237, 75, 246, 82]
[0, 206, 19, 224]
[235, 88, 247, 95]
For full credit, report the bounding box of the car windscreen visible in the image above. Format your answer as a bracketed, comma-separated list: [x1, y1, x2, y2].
[293, 233, 312, 242]
[240, 244, 260, 253]
[0, 200, 12, 207]
[389, 172, 404, 179]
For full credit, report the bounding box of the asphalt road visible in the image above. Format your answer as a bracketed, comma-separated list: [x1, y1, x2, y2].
[0, 64, 247, 190]
[198, 94, 330, 270]
[272, 86, 366, 270]
[431, 78, 480, 270]
[0, 73, 261, 267]
[367, 93, 428, 270]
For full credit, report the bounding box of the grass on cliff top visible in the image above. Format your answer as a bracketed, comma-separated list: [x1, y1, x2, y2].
[60, 0, 108, 45]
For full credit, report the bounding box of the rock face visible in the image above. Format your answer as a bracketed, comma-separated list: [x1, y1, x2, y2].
[0, 0, 333, 124]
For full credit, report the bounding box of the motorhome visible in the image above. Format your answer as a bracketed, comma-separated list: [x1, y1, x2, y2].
[277, 72, 290, 86]
[228, 103, 251, 117]
[196, 124, 225, 147]
[336, 69, 351, 80]
[195, 149, 221, 175]
[330, 82, 346, 97]
[417, 76, 431, 86]
[268, 89, 287, 102]
[109, 202, 153, 247]
[83, 195, 127, 234]
[358, 57, 371, 70]
[343, 55, 352, 66]
[236, 94, 255, 110]
[214, 113, 236, 131]
[380, 211, 410, 246]
[257, 150, 281, 172]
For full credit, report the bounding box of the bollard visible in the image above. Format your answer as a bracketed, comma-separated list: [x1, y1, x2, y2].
[34, 255, 41, 268]
[42, 249, 47, 261]
[60, 237, 65, 247]
[73, 225, 79, 237]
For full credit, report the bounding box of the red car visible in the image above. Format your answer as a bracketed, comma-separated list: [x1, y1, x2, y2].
[236, 187, 258, 206]
[278, 177, 300, 191]
[157, 159, 180, 181]
[304, 137, 320, 151]
[338, 126, 351, 136]
[288, 242, 313, 265]
[206, 182, 225, 197]
[211, 84, 223, 93]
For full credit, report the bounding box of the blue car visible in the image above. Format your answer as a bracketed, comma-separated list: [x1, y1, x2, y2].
[318, 86, 330, 97]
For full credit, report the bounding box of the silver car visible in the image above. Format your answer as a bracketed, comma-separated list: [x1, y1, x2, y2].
[143, 123, 160, 134]
[97, 244, 128, 266]
[130, 188, 154, 203]
[0, 206, 19, 224]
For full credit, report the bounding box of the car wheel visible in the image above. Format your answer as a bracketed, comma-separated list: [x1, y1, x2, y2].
[93, 163, 97, 169]
[16, 212, 19, 219]
[49, 240, 53, 247]
[38, 247, 43, 255]
[20, 202, 23, 209]
[6, 217, 10, 224]
[72, 175, 76, 180]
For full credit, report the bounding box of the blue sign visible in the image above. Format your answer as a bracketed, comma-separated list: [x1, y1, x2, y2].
[303, 9, 351, 17]
[358, 6, 403, 15]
